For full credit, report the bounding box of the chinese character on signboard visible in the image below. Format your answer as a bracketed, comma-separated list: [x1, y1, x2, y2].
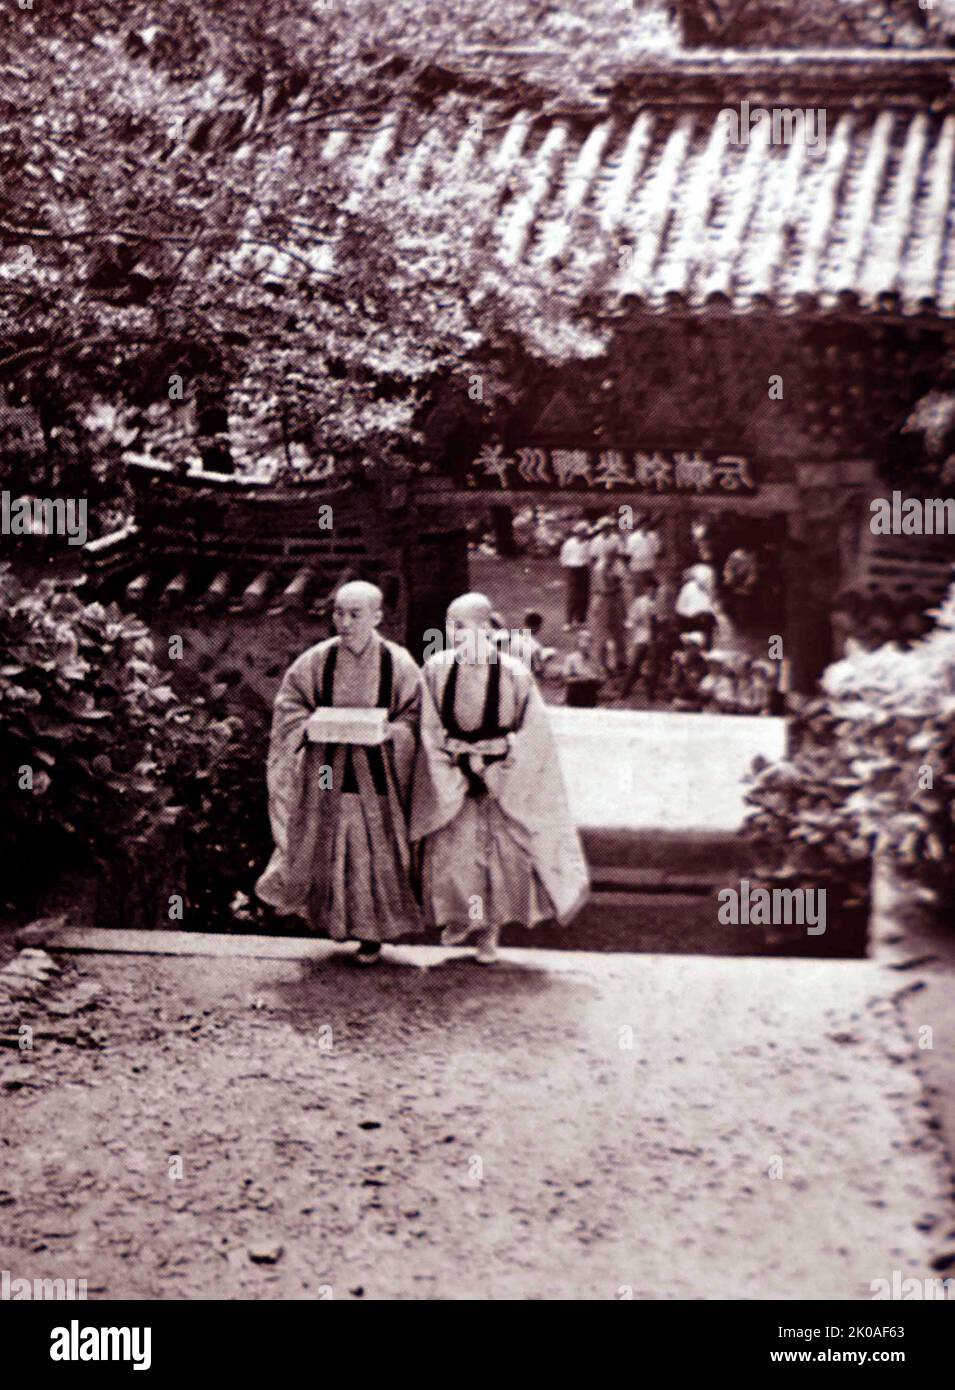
[465, 446, 756, 494]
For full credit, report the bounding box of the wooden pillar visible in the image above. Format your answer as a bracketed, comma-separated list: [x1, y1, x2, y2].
[402, 483, 469, 661]
[783, 463, 876, 693]
[783, 501, 841, 694]
[651, 511, 682, 621]
[781, 530, 825, 693]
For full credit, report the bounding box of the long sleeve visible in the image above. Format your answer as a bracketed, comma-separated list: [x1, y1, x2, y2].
[482, 660, 589, 924]
[386, 644, 423, 804]
[264, 646, 324, 856]
[409, 657, 468, 843]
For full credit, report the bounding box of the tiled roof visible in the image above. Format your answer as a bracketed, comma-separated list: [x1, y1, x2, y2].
[82, 457, 387, 615]
[84, 526, 318, 613]
[313, 55, 955, 317]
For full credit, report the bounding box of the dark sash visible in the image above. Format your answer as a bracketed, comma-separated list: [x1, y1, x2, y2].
[441, 657, 508, 798]
[319, 639, 393, 794]
[300, 638, 417, 932]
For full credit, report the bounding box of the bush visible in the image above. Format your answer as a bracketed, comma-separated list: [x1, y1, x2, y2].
[172, 697, 273, 932]
[744, 582, 955, 917]
[0, 567, 169, 876]
[0, 565, 269, 924]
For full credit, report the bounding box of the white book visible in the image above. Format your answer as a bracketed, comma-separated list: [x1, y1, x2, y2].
[305, 707, 390, 745]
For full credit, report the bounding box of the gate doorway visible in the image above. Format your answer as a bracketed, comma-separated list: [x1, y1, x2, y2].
[461, 498, 789, 718]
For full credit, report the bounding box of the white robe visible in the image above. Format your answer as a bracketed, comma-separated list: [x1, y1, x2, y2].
[410, 650, 589, 937]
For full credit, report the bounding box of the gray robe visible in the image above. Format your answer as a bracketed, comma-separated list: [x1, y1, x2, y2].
[256, 634, 423, 940]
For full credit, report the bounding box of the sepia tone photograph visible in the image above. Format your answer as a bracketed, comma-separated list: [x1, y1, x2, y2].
[2, 0, 955, 1345]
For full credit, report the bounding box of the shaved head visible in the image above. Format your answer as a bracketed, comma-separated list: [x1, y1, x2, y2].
[447, 592, 493, 629]
[445, 592, 497, 664]
[333, 580, 383, 654]
[336, 580, 383, 613]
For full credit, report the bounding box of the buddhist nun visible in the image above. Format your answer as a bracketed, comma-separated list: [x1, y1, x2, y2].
[255, 580, 423, 963]
[411, 592, 589, 964]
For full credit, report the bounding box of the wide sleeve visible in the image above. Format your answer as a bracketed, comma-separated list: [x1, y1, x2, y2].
[483, 660, 590, 924]
[409, 659, 468, 843]
[386, 645, 423, 802]
[265, 647, 322, 856]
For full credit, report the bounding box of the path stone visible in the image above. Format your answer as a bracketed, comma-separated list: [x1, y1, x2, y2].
[15, 915, 68, 949]
[0, 945, 951, 1299]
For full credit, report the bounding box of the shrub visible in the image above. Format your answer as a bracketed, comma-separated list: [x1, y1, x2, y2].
[172, 697, 273, 932]
[744, 582, 955, 917]
[0, 566, 268, 923]
[0, 567, 169, 877]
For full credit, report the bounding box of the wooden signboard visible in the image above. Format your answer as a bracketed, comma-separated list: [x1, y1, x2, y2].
[466, 446, 757, 495]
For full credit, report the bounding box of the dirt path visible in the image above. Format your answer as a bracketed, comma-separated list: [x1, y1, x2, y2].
[1, 945, 952, 1300]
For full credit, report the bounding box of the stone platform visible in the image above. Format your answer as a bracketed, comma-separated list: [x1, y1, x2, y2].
[548, 706, 788, 832]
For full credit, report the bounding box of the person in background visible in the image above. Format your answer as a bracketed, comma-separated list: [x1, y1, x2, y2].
[670, 630, 709, 709]
[590, 529, 629, 674]
[587, 515, 613, 566]
[620, 573, 659, 699]
[563, 627, 603, 707]
[559, 520, 591, 628]
[623, 513, 661, 584]
[510, 609, 556, 677]
[675, 562, 721, 650]
[647, 573, 678, 703]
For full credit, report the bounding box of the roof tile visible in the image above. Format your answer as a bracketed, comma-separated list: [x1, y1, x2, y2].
[326, 90, 955, 316]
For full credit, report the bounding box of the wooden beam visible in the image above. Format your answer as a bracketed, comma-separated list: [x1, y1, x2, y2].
[418, 483, 800, 517]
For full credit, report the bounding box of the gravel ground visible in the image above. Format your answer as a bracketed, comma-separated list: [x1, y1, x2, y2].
[1, 944, 952, 1300]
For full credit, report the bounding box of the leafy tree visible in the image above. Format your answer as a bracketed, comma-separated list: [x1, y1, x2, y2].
[5, 0, 950, 497]
[675, 0, 941, 47]
[0, 1, 676, 494]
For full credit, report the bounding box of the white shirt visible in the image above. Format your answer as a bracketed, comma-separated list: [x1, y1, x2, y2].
[624, 528, 660, 570]
[560, 536, 589, 567]
[626, 593, 656, 645]
[676, 580, 713, 619]
[587, 532, 612, 563]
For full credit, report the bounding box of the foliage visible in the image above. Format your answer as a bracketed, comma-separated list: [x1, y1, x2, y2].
[0, 565, 266, 923]
[676, 0, 939, 48]
[0, 566, 173, 873]
[744, 582, 955, 910]
[0, 1, 675, 496]
[170, 693, 273, 931]
[898, 369, 955, 489]
[3, 2, 949, 500]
